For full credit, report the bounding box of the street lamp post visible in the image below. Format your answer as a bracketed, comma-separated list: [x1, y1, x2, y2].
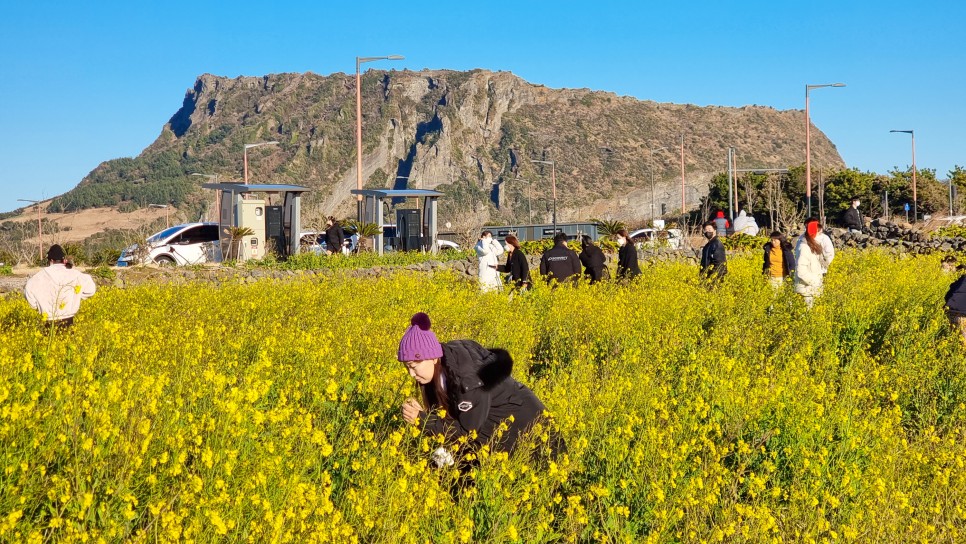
[243, 141, 279, 184]
[805, 83, 846, 217]
[356, 55, 405, 221]
[530, 160, 557, 233]
[646, 146, 668, 223]
[511, 178, 534, 224]
[17, 199, 42, 262]
[890, 130, 917, 222]
[680, 134, 687, 213]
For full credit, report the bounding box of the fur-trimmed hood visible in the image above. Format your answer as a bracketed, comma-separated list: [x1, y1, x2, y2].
[441, 340, 513, 393]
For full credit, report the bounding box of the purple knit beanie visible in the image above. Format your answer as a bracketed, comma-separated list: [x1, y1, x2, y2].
[398, 312, 444, 362]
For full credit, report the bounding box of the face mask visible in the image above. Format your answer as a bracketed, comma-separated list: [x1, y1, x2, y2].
[704, 231, 714, 239]
[504, 243, 512, 252]
[483, 236, 491, 242]
[617, 237, 626, 246]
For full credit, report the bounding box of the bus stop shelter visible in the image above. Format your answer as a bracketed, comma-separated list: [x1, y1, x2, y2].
[203, 182, 311, 257]
[351, 188, 444, 255]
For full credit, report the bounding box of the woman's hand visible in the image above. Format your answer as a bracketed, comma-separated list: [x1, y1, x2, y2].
[402, 397, 424, 425]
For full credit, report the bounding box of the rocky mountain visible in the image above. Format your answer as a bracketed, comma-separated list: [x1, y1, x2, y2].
[49, 69, 844, 228]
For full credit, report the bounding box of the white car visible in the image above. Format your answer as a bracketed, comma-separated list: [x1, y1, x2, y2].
[630, 228, 682, 250]
[117, 222, 221, 266]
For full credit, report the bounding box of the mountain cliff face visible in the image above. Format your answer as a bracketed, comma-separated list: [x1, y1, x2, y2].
[64, 69, 845, 226]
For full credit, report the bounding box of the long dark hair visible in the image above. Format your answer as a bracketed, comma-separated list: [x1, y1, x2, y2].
[505, 234, 520, 251]
[420, 359, 452, 417]
[803, 218, 822, 255]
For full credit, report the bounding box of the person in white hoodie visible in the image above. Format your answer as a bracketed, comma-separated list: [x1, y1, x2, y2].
[474, 230, 504, 292]
[733, 209, 760, 236]
[24, 244, 96, 328]
[794, 218, 826, 308]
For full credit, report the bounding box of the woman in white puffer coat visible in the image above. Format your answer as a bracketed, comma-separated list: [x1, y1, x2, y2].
[794, 217, 826, 308]
[475, 230, 504, 292]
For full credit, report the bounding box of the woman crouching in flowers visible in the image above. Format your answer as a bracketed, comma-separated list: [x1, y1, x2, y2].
[398, 312, 564, 466]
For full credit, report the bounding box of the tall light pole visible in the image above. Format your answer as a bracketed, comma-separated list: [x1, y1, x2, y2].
[890, 129, 917, 222]
[805, 83, 846, 217]
[680, 134, 687, 213]
[17, 199, 42, 262]
[530, 160, 557, 233]
[356, 55, 405, 221]
[243, 141, 279, 184]
[646, 146, 667, 223]
[512, 178, 534, 224]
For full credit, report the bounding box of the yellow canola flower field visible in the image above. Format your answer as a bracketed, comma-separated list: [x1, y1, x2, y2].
[1, 250, 965, 543]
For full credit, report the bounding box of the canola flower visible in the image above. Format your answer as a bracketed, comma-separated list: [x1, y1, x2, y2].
[0, 250, 964, 543]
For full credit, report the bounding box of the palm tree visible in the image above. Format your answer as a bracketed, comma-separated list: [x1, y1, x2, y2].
[345, 220, 382, 252]
[593, 218, 626, 238]
[224, 226, 254, 261]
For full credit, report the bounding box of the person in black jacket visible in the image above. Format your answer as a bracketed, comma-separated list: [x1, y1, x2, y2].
[539, 233, 581, 285]
[323, 216, 345, 255]
[944, 258, 966, 342]
[700, 221, 727, 283]
[615, 228, 641, 280]
[398, 312, 564, 461]
[842, 197, 863, 233]
[762, 231, 795, 288]
[579, 235, 608, 284]
[503, 235, 530, 290]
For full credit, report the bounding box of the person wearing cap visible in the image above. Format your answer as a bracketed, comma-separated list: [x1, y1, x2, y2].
[24, 244, 96, 328]
[842, 197, 863, 233]
[794, 218, 825, 308]
[398, 312, 563, 460]
[713, 210, 730, 238]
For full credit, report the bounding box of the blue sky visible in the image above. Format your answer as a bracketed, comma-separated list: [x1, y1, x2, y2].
[1, 0, 963, 213]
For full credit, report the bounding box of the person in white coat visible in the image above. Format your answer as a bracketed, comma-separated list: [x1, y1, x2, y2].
[733, 210, 760, 236]
[816, 224, 835, 275]
[794, 218, 826, 308]
[474, 230, 504, 292]
[24, 244, 97, 328]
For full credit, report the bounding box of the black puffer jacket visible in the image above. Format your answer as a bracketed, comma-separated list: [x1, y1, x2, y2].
[579, 244, 607, 283]
[701, 236, 727, 279]
[946, 275, 966, 315]
[419, 340, 546, 452]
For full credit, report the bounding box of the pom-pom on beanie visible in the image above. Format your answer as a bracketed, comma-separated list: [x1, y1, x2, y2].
[398, 312, 443, 362]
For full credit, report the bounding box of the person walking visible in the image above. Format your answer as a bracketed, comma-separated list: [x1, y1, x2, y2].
[475, 230, 505, 292]
[398, 312, 564, 462]
[323, 216, 345, 255]
[539, 233, 581, 286]
[578, 235, 608, 284]
[762, 231, 795, 288]
[842, 197, 863, 233]
[794, 218, 826, 308]
[615, 229, 641, 280]
[24, 244, 96, 329]
[503, 235, 530, 290]
[700, 221, 727, 282]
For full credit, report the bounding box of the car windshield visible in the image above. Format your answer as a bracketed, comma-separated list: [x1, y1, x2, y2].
[147, 225, 185, 243]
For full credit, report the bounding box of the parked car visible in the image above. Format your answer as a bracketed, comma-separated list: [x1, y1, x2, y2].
[117, 222, 221, 266]
[299, 229, 357, 254]
[629, 228, 682, 250]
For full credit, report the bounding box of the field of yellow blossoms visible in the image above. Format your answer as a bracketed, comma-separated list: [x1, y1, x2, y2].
[1, 250, 965, 543]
